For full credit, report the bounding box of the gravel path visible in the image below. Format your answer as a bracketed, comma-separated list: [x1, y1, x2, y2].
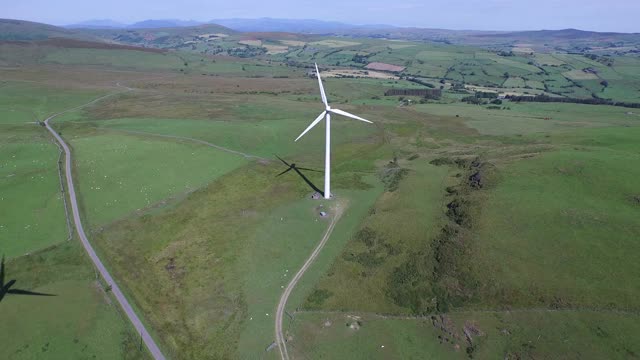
[275, 203, 345, 360]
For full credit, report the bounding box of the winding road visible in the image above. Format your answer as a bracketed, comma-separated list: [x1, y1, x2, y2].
[275, 203, 345, 360]
[43, 89, 166, 360]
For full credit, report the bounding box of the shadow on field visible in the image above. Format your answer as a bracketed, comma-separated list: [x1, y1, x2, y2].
[0, 255, 56, 303]
[274, 155, 324, 196]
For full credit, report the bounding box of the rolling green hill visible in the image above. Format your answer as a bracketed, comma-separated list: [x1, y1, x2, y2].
[0, 18, 98, 41]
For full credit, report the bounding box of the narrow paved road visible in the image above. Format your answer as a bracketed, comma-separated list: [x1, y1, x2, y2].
[44, 90, 166, 360]
[275, 203, 345, 360]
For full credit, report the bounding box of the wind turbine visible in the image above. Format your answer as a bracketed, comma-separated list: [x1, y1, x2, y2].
[295, 63, 373, 199]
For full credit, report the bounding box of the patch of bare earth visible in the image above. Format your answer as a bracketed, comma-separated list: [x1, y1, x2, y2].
[365, 62, 406, 72]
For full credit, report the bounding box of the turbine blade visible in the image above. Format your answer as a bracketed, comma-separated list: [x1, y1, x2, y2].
[276, 168, 293, 177]
[330, 108, 373, 123]
[275, 155, 290, 167]
[295, 111, 326, 142]
[8, 288, 56, 296]
[315, 63, 328, 107]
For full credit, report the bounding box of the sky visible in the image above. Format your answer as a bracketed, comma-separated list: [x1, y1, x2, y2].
[3, 0, 639, 32]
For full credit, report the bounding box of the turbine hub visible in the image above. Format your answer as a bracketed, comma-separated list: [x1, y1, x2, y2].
[326, 105, 331, 111]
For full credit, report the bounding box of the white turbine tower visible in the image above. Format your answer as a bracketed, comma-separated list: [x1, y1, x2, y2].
[295, 63, 373, 199]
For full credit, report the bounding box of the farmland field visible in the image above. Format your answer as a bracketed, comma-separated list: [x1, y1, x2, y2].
[1, 19, 640, 360]
[0, 126, 67, 258]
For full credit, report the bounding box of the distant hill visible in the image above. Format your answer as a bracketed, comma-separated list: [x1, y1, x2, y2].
[337, 26, 640, 52]
[0, 18, 97, 41]
[4, 18, 639, 55]
[65, 19, 128, 29]
[85, 23, 236, 49]
[128, 19, 204, 29]
[65, 19, 206, 30]
[515, 28, 616, 39]
[475, 28, 640, 40]
[65, 17, 393, 34]
[209, 18, 394, 33]
[462, 28, 640, 51]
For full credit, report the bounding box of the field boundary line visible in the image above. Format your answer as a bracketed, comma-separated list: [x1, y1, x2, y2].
[292, 306, 640, 319]
[51, 139, 73, 241]
[43, 89, 166, 360]
[276, 202, 346, 360]
[93, 127, 267, 160]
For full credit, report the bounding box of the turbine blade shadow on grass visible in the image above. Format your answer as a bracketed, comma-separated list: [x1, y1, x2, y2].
[292, 167, 324, 196]
[274, 155, 324, 196]
[0, 255, 56, 303]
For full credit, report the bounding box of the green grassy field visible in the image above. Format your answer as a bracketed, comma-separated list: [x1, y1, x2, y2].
[0, 242, 146, 360]
[302, 160, 452, 314]
[289, 309, 640, 359]
[65, 130, 248, 228]
[0, 125, 68, 257]
[89, 147, 384, 358]
[237, 179, 384, 358]
[0, 82, 106, 124]
[43, 48, 185, 70]
[471, 127, 640, 310]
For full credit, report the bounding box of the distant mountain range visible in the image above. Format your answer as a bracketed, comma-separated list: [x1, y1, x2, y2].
[65, 18, 204, 30]
[65, 17, 393, 33]
[208, 18, 394, 33]
[65, 19, 127, 29]
[3, 18, 637, 52]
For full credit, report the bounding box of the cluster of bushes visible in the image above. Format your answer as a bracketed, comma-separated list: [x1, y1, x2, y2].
[404, 77, 436, 89]
[584, 53, 614, 66]
[380, 159, 409, 192]
[351, 54, 369, 64]
[305, 289, 333, 308]
[227, 46, 266, 58]
[342, 226, 401, 273]
[387, 158, 492, 314]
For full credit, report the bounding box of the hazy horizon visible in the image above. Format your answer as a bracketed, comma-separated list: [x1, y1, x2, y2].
[4, 0, 640, 33]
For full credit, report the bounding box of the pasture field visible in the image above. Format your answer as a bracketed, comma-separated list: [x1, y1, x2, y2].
[0, 80, 115, 258]
[90, 138, 386, 359]
[302, 160, 452, 314]
[289, 312, 454, 360]
[237, 180, 384, 358]
[43, 48, 185, 70]
[290, 310, 640, 359]
[0, 81, 106, 124]
[563, 69, 599, 80]
[65, 130, 249, 228]
[0, 241, 146, 360]
[0, 125, 67, 257]
[471, 127, 640, 309]
[288, 99, 640, 359]
[310, 39, 362, 48]
[413, 102, 638, 135]
[502, 77, 525, 88]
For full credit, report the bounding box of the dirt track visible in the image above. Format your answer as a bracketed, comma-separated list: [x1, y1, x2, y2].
[275, 202, 345, 360]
